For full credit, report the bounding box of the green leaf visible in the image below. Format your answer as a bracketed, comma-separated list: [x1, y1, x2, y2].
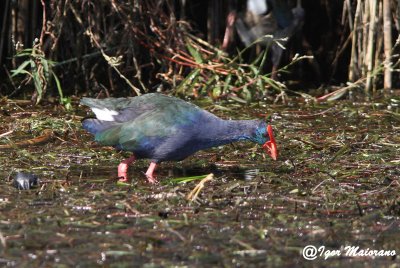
[14, 49, 34, 57]
[52, 72, 63, 99]
[256, 77, 265, 93]
[32, 71, 43, 104]
[203, 74, 218, 95]
[229, 95, 247, 104]
[165, 174, 208, 185]
[11, 69, 33, 78]
[241, 87, 252, 103]
[257, 49, 269, 75]
[11, 60, 31, 77]
[186, 41, 203, 64]
[223, 74, 232, 93]
[248, 65, 258, 76]
[212, 85, 222, 97]
[175, 69, 200, 94]
[261, 75, 283, 91]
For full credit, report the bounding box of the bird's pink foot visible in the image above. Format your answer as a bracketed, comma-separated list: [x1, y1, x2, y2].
[117, 155, 136, 182]
[145, 162, 158, 184]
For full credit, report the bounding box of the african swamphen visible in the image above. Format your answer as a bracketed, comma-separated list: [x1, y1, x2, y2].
[223, 0, 304, 79]
[81, 93, 278, 183]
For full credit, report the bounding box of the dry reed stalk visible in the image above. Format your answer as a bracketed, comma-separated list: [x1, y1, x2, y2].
[365, 0, 377, 97]
[349, 0, 362, 82]
[383, 0, 392, 90]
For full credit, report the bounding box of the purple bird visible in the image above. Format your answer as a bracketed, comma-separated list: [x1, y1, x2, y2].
[81, 93, 278, 183]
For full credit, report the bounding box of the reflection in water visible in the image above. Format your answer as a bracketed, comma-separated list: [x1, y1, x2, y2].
[244, 168, 259, 181]
[163, 166, 261, 182]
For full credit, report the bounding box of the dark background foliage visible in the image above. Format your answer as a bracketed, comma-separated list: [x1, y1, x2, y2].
[0, 0, 398, 101]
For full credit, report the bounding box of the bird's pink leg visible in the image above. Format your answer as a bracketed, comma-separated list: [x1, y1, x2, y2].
[145, 162, 158, 184]
[118, 155, 136, 182]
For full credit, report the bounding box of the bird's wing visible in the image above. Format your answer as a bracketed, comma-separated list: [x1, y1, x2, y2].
[87, 94, 216, 151]
[80, 94, 158, 122]
[81, 94, 205, 123]
[117, 102, 204, 150]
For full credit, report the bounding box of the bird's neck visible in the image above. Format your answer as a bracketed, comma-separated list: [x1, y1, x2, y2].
[199, 119, 261, 147]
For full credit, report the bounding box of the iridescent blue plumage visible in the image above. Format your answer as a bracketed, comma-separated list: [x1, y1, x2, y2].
[81, 93, 277, 183]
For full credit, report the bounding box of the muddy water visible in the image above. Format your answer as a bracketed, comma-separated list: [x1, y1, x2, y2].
[0, 98, 399, 266]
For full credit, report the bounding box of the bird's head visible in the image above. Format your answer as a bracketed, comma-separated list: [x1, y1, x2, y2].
[253, 123, 278, 160]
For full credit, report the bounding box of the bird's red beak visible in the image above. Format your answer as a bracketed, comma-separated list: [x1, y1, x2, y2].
[262, 125, 278, 160]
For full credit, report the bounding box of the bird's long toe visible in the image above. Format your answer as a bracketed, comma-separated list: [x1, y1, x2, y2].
[146, 175, 158, 184]
[118, 176, 129, 182]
